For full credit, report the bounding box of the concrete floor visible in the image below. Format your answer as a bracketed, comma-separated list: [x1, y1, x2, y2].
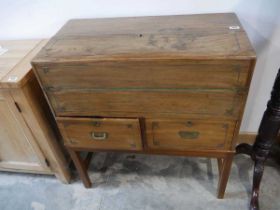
[0, 153, 279, 210]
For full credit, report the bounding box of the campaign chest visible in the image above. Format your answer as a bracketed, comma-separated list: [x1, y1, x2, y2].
[32, 13, 256, 197]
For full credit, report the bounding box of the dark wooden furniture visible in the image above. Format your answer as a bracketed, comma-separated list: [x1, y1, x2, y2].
[32, 13, 256, 198]
[236, 69, 280, 210]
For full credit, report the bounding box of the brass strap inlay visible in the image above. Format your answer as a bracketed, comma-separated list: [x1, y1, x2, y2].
[178, 131, 199, 140]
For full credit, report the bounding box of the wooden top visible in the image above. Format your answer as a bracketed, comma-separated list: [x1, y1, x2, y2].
[0, 40, 47, 89]
[33, 13, 255, 64]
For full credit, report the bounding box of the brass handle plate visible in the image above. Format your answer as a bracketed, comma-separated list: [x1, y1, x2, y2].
[91, 132, 108, 140]
[178, 131, 199, 140]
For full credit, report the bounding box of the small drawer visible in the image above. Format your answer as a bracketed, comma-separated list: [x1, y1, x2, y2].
[146, 119, 236, 151]
[57, 117, 143, 151]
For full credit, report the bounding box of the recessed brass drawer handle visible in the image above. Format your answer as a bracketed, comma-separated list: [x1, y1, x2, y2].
[91, 132, 108, 140]
[178, 131, 199, 140]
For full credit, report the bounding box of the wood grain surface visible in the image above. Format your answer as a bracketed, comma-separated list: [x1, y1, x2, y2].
[47, 89, 244, 119]
[146, 119, 236, 151]
[35, 59, 251, 90]
[32, 13, 255, 63]
[57, 117, 142, 151]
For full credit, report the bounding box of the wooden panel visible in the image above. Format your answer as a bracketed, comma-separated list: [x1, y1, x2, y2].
[10, 73, 71, 183]
[0, 90, 49, 173]
[35, 59, 250, 90]
[146, 119, 236, 151]
[0, 161, 52, 174]
[32, 13, 255, 63]
[0, 40, 42, 88]
[47, 89, 244, 119]
[0, 40, 48, 89]
[0, 39, 70, 181]
[54, 14, 250, 37]
[0, 40, 40, 79]
[57, 117, 143, 151]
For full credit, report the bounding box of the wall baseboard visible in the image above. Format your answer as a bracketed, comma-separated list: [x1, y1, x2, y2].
[237, 132, 280, 145]
[237, 132, 257, 145]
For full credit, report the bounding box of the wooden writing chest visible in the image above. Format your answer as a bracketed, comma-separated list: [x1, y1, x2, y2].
[32, 13, 256, 197]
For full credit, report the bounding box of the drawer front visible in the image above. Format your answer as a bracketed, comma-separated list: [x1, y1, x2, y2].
[35, 60, 250, 90]
[47, 90, 243, 119]
[146, 119, 236, 151]
[57, 117, 143, 151]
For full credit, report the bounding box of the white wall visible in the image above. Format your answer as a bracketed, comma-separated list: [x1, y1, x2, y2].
[1, 0, 280, 132]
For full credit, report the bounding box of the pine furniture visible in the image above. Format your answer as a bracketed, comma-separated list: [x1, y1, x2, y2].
[0, 40, 70, 183]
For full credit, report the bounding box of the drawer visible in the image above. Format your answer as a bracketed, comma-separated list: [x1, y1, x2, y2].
[57, 117, 143, 151]
[146, 119, 236, 151]
[47, 89, 244, 119]
[34, 59, 251, 90]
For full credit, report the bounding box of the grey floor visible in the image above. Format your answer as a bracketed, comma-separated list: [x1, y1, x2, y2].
[0, 153, 279, 210]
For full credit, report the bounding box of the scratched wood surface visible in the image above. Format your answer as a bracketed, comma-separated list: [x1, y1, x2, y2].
[35, 59, 251, 90]
[57, 117, 143, 151]
[32, 13, 255, 63]
[46, 89, 244, 119]
[146, 119, 236, 151]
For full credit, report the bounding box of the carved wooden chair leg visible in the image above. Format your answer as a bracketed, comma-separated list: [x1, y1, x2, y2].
[235, 69, 280, 210]
[250, 158, 265, 210]
[217, 153, 234, 199]
[68, 148, 92, 188]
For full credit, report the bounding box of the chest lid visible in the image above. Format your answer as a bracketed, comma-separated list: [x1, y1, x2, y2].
[32, 13, 256, 63]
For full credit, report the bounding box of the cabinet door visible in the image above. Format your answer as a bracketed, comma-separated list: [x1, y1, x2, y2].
[0, 90, 50, 173]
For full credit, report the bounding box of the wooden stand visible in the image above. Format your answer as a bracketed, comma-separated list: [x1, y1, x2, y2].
[236, 69, 280, 210]
[31, 14, 256, 198]
[68, 146, 234, 199]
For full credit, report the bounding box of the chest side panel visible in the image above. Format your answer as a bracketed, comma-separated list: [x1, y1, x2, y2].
[0, 90, 48, 172]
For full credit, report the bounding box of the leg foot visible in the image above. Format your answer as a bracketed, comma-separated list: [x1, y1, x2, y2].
[217, 154, 234, 199]
[250, 158, 265, 210]
[68, 149, 92, 188]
